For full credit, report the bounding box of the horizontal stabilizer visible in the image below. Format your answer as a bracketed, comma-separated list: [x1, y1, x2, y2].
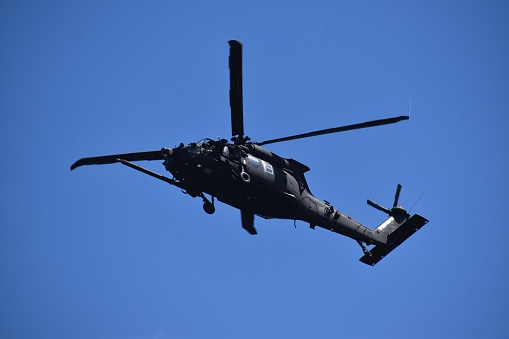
[360, 214, 428, 266]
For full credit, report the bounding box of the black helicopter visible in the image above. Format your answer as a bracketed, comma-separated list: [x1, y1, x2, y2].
[71, 40, 428, 266]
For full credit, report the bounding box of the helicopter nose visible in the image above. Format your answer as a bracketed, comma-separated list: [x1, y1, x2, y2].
[161, 147, 175, 169]
[163, 156, 175, 169]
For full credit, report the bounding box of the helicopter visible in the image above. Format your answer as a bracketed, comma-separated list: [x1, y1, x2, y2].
[71, 40, 428, 266]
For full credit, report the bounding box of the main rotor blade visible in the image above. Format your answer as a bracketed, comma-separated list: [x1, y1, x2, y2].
[229, 40, 244, 137]
[70, 150, 164, 171]
[256, 116, 409, 146]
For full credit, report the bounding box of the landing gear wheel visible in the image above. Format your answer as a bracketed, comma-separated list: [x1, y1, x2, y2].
[200, 193, 216, 214]
[203, 201, 216, 214]
[357, 241, 372, 257]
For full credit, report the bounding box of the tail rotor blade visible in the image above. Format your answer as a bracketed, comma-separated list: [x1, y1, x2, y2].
[229, 40, 244, 137]
[393, 184, 402, 207]
[367, 199, 391, 215]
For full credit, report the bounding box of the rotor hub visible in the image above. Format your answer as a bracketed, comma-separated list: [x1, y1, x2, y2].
[391, 206, 408, 224]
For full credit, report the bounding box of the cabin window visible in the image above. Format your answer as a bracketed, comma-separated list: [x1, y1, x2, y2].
[248, 155, 260, 168]
[263, 161, 274, 175]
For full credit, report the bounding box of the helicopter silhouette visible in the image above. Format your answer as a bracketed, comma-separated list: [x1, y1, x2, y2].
[71, 40, 428, 266]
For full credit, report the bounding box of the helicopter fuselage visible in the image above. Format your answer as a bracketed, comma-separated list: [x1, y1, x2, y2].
[163, 138, 384, 245]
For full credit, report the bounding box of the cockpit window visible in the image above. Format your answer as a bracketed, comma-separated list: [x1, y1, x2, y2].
[187, 147, 201, 155]
[187, 139, 213, 155]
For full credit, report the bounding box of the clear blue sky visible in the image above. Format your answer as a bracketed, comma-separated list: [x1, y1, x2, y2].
[1, 1, 508, 338]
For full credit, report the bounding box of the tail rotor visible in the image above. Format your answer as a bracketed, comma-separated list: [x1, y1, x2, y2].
[367, 184, 409, 223]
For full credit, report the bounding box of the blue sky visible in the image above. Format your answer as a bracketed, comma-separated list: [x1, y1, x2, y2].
[1, 1, 508, 338]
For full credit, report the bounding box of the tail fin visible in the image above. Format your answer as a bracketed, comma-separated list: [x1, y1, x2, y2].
[360, 184, 429, 266]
